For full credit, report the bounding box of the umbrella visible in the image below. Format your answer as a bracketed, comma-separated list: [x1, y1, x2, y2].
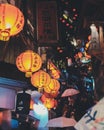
[61, 88, 80, 97]
[46, 117, 77, 127]
[75, 97, 104, 130]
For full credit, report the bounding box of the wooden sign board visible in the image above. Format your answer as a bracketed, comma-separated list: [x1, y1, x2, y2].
[36, 1, 59, 46]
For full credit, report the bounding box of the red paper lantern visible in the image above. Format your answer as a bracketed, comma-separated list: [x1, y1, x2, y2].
[0, 4, 24, 41]
[40, 94, 57, 110]
[31, 70, 51, 89]
[40, 94, 47, 103]
[44, 91, 59, 98]
[44, 98, 55, 110]
[44, 79, 60, 93]
[47, 60, 60, 79]
[16, 50, 42, 77]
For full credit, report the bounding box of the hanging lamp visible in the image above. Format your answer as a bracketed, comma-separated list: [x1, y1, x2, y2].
[31, 70, 51, 91]
[40, 95, 57, 110]
[47, 60, 61, 79]
[44, 78, 60, 94]
[16, 50, 42, 77]
[0, 3, 24, 41]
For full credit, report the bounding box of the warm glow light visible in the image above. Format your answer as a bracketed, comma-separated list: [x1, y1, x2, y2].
[0, 112, 3, 125]
[63, 14, 68, 19]
[0, 4, 24, 41]
[66, 23, 69, 26]
[43, 98, 57, 110]
[44, 79, 60, 93]
[16, 50, 42, 77]
[62, 19, 65, 23]
[88, 35, 91, 41]
[73, 8, 76, 12]
[70, 25, 73, 28]
[43, 91, 59, 98]
[40, 95, 56, 110]
[48, 79, 60, 91]
[74, 14, 78, 17]
[47, 60, 60, 79]
[31, 70, 51, 89]
[73, 17, 76, 20]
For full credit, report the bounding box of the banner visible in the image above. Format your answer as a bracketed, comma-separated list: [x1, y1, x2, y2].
[75, 98, 104, 130]
[36, 1, 59, 45]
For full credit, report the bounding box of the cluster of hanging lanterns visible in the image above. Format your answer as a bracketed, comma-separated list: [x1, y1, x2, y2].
[39, 89, 59, 110]
[40, 78, 60, 110]
[47, 60, 61, 79]
[0, 3, 60, 110]
[16, 49, 60, 109]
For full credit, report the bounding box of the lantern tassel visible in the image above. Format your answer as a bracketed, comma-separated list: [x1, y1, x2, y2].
[25, 71, 32, 78]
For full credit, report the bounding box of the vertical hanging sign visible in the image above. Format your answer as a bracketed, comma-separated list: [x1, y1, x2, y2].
[36, 1, 59, 45]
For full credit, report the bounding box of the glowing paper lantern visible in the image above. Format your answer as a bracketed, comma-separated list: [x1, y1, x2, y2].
[40, 94, 47, 103]
[44, 85, 52, 94]
[77, 52, 83, 58]
[40, 95, 56, 110]
[0, 4, 24, 41]
[47, 79, 60, 91]
[16, 50, 42, 77]
[31, 70, 51, 89]
[47, 60, 60, 79]
[40, 94, 58, 109]
[44, 98, 55, 110]
[44, 79, 60, 93]
[44, 91, 59, 98]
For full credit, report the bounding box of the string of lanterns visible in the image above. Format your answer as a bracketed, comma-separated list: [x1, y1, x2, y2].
[0, 2, 94, 111]
[16, 49, 61, 110]
[0, 3, 60, 110]
[47, 60, 61, 79]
